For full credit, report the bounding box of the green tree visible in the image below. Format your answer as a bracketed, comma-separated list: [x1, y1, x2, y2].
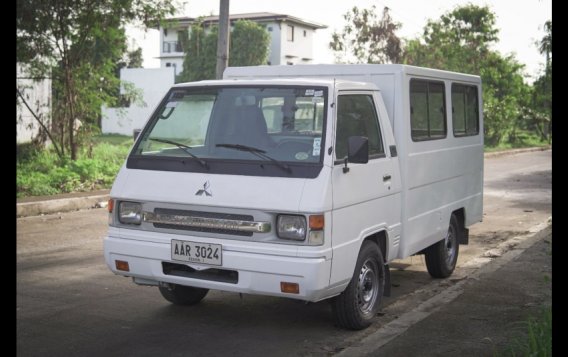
[404, 4, 498, 73]
[177, 22, 217, 82]
[126, 47, 144, 68]
[229, 20, 270, 67]
[16, 0, 177, 160]
[403, 4, 531, 146]
[329, 6, 402, 64]
[539, 20, 552, 65]
[530, 20, 551, 142]
[177, 20, 270, 82]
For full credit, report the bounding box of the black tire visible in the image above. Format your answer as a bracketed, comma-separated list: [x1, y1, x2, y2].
[333, 241, 385, 330]
[158, 284, 209, 305]
[425, 214, 460, 278]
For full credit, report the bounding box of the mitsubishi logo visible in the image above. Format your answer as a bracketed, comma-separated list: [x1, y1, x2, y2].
[195, 180, 212, 196]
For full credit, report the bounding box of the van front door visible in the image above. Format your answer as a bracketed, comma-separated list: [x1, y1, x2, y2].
[329, 91, 401, 286]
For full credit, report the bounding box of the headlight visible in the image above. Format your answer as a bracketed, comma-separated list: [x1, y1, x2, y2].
[277, 215, 306, 241]
[118, 201, 142, 225]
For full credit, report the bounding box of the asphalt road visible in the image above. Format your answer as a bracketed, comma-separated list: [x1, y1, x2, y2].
[16, 150, 551, 357]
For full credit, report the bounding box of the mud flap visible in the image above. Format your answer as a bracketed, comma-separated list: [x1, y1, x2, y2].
[459, 227, 469, 245]
[383, 264, 391, 297]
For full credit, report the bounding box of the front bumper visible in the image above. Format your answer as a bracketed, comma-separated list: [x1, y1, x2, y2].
[104, 234, 336, 302]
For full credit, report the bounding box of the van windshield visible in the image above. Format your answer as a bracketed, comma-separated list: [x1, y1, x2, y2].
[129, 85, 328, 178]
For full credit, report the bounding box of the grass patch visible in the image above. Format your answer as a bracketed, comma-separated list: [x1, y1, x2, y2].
[485, 131, 551, 152]
[496, 306, 552, 356]
[524, 306, 552, 357]
[17, 134, 134, 198]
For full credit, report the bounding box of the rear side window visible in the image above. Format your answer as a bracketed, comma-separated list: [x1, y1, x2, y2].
[451, 84, 479, 136]
[410, 79, 447, 141]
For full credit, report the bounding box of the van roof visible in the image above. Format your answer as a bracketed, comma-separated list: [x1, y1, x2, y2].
[173, 78, 379, 92]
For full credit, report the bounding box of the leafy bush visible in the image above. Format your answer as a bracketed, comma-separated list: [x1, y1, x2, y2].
[17, 135, 132, 198]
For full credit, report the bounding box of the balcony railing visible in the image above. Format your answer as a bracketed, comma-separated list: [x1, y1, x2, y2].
[162, 41, 182, 53]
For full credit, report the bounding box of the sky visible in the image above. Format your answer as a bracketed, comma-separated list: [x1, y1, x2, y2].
[126, 0, 551, 82]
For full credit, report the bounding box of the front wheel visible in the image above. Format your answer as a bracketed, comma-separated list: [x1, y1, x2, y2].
[425, 214, 460, 278]
[332, 241, 385, 330]
[158, 284, 209, 305]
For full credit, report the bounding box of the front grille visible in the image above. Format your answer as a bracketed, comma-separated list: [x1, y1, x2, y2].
[153, 208, 254, 236]
[162, 262, 239, 284]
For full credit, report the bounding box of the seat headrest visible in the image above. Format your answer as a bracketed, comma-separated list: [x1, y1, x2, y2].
[235, 95, 256, 107]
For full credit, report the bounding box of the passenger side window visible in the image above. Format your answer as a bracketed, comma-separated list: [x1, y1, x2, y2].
[410, 79, 447, 141]
[261, 96, 324, 134]
[452, 84, 479, 136]
[335, 94, 384, 160]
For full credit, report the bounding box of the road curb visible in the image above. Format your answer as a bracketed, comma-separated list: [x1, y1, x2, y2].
[484, 146, 550, 158]
[16, 147, 551, 217]
[16, 193, 110, 217]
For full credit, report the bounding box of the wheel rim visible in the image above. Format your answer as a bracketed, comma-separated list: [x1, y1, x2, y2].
[444, 223, 457, 267]
[357, 259, 379, 315]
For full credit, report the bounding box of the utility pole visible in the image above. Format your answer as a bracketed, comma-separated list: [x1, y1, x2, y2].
[216, 0, 230, 79]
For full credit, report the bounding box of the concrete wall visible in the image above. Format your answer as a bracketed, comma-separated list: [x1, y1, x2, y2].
[280, 24, 314, 65]
[160, 58, 184, 77]
[16, 64, 52, 144]
[101, 67, 175, 136]
[266, 21, 281, 65]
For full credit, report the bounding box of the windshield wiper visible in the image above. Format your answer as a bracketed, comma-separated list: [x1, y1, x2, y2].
[216, 143, 292, 173]
[149, 138, 208, 169]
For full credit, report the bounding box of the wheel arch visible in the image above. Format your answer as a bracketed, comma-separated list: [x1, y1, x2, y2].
[362, 230, 388, 261]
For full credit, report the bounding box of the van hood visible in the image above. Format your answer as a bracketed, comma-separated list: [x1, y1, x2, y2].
[111, 168, 309, 212]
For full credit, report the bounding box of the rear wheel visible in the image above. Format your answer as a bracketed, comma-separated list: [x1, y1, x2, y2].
[159, 284, 209, 305]
[333, 241, 385, 330]
[425, 214, 460, 278]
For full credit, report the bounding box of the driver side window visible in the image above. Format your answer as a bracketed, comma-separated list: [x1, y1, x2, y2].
[335, 94, 384, 160]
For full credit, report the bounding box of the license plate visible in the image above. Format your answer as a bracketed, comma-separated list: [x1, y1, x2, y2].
[171, 240, 222, 266]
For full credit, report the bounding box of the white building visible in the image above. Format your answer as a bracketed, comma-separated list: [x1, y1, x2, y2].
[157, 12, 327, 76]
[101, 67, 175, 136]
[16, 63, 52, 145]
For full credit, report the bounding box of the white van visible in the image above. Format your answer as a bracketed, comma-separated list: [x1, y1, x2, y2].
[104, 64, 483, 330]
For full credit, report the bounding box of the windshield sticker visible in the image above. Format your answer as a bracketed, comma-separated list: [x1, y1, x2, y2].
[305, 89, 315, 96]
[295, 152, 309, 161]
[165, 101, 178, 108]
[312, 138, 321, 156]
[314, 90, 323, 97]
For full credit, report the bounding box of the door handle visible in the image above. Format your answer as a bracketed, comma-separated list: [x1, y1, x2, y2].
[383, 174, 391, 182]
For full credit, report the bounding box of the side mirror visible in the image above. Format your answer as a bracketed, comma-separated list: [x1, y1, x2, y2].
[347, 136, 369, 164]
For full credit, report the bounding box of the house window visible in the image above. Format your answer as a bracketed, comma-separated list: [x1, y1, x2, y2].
[410, 79, 447, 141]
[165, 63, 171, 67]
[176, 31, 185, 52]
[267, 26, 273, 32]
[287, 25, 294, 42]
[304, 30, 307, 37]
[163, 41, 180, 53]
[451, 84, 479, 137]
